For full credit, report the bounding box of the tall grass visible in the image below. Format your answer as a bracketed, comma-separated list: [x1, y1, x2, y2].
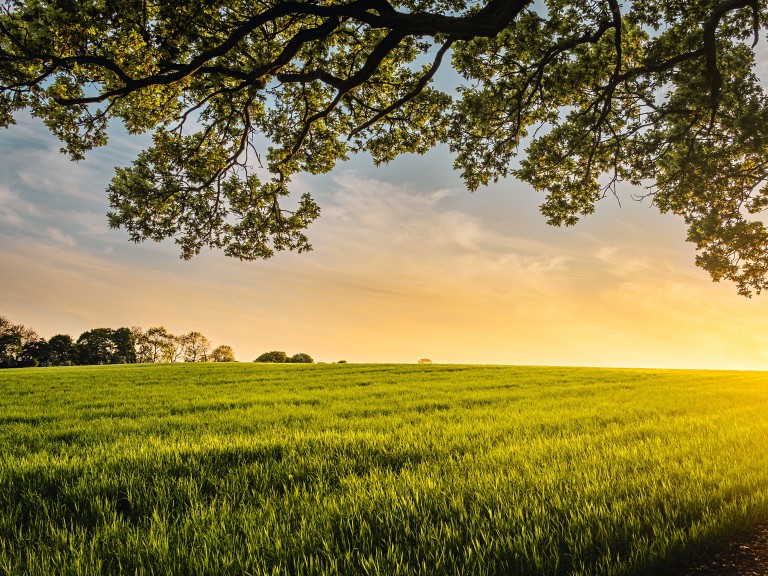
[0, 363, 767, 575]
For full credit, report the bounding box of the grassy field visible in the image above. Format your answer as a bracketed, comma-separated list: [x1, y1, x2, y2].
[1, 363, 768, 575]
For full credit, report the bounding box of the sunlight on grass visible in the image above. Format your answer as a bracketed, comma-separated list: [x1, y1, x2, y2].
[1, 363, 767, 575]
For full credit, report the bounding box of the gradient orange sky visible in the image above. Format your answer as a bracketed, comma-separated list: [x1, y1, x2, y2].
[2, 109, 768, 369]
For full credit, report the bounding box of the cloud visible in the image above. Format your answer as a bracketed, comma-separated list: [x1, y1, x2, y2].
[0, 118, 130, 254]
[0, 184, 42, 227]
[43, 227, 76, 247]
[314, 172, 574, 287]
[0, 180, 107, 248]
[0, 210, 22, 227]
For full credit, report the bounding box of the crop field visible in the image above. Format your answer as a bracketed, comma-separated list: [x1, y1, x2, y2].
[1, 363, 768, 575]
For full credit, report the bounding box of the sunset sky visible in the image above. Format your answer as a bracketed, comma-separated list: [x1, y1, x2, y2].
[3, 103, 768, 369]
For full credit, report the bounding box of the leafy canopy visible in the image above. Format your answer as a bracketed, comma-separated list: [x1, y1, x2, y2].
[255, 350, 288, 363]
[211, 345, 236, 362]
[2, 0, 768, 294]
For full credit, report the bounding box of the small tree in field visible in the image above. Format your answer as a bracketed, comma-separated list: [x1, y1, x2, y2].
[77, 328, 118, 365]
[0, 330, 22, 368]
[418, 358, 433, 365]
[180, 331, 211, 362]
[136, 326, 178, 363]
[20, 339, 51, 367]
[111, 327, 136, 364]
[0, 315, 39, 368]
[211, 345, 236, 363]
[288, 353, 314, 364]
[48, 334, 77, 366]
[254, 351, 287, 363]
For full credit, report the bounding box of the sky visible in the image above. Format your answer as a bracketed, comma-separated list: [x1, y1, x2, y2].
[3, 100, 768, 369]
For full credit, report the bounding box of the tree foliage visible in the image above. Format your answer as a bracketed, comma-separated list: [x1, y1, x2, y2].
[211, 345, 236, 362]
[48, 334, 77, 366]
[76, 328, 120, 365]
[3, 0, 768, 293]
[0, 315, 37, 367]
[288, 352, 314, 364]
[112, 327, 137, 363]
[0, 329, 22, 368]
[255, 350, 288, 363]
[20, 339, 50, 367]
[136, 326, 179, 363]
[179, 330, 211, 362]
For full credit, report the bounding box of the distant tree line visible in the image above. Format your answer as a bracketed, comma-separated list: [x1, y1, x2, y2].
[0, 315, 236, 368]
[254, 351, 314, 364]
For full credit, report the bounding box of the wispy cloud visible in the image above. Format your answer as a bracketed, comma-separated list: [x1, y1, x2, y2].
[43, 227, 76, 247]
[314, 172, 574, 287]
[0, 184, 42, 227]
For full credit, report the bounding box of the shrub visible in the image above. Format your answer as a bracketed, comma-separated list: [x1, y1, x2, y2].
[418, 358, 433, 364]
[288, 353, 314, 364]
[337, 360, 347, 364]
[254, 350, 288, 363]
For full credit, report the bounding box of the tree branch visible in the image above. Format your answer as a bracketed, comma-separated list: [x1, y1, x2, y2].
[703, 0, 759, 114]
[288, 29, 407, 158]
[349, 36, 454, 138]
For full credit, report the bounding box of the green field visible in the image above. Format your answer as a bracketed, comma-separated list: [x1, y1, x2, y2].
[1, 363, 768, 575]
